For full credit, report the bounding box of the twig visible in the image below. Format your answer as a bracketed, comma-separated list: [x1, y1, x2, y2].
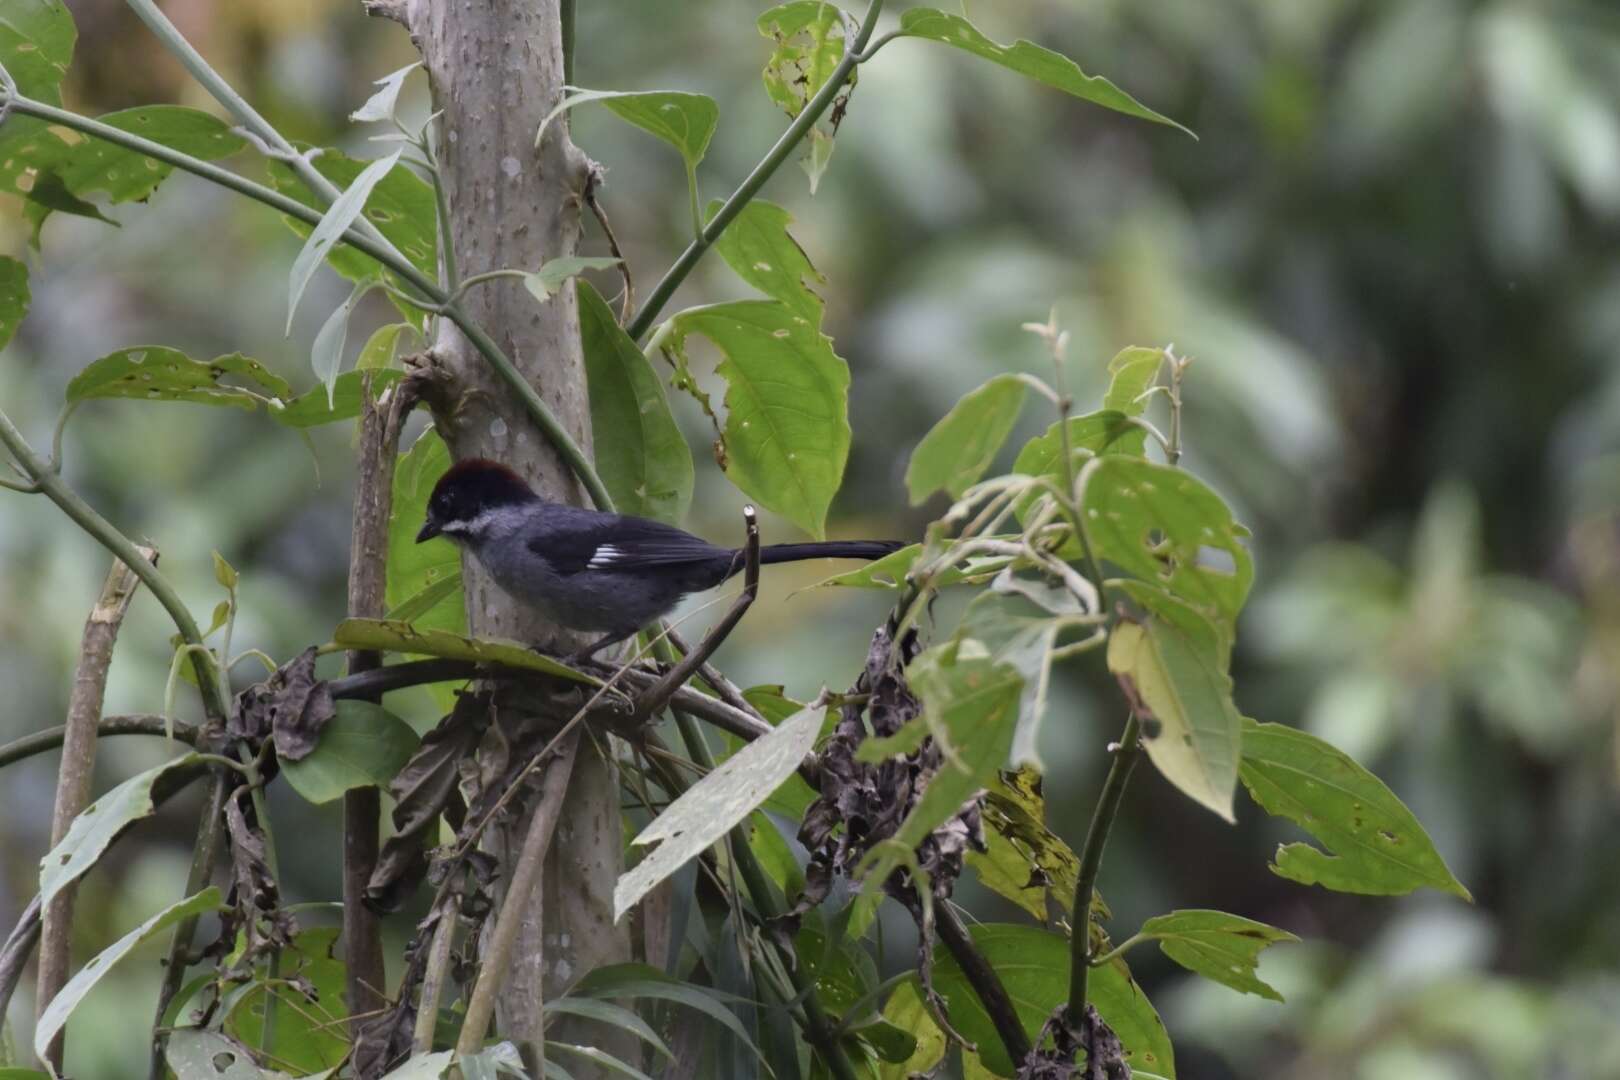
[935, 902, 1032, 1064]
[453, 728, 580, 1062]
[36, 552, 148, 1070]
[663, 627, 762, 721]
[625, 0, 886, 341]
[0, 715, 199, 770]
[1066, 713, 1142, 1029]
[343, 376, 400, 1048]
[0, 895, 41, 1031]
[633, 506, 759, 722]
[583, 169, 634, 323]
[411, 907, 457, 1054]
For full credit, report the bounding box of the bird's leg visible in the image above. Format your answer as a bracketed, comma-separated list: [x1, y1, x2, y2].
[566, 627, 639, 666]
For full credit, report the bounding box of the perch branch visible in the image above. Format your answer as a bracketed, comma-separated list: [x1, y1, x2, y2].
[0, 715, 198, 770]
[1067, 713, 1142, 1029]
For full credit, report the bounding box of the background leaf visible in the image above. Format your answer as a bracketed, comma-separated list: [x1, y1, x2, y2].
[906, 374, 1027, 504]
[281, 701, 420, 804]
[0, 256, 29, 351]
[897, 9, 1191, 135]
[1240, 719, 1472, 899]
[223, 927, 351, 1073]
[272, 368, 403, 428]
[579, 280, 693, 524]
[1138, 909, 1298, 1001]
[671, 300, 850, 538]
[66, 347, 290, 410]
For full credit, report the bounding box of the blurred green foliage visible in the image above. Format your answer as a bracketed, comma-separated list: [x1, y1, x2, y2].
[2, 1, 1618, 1077]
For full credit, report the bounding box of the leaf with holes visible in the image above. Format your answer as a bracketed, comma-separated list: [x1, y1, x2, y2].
[931, 923, 1175, 1078]
[1139, 909, 1298, 1001]
[0, 257, 28, 352]
[36, 888, 226, 1064]
[1108, 615, 1241, 821]
[539, 89, 718, 173]
[0, 0, 74, 110]
[272, 368, 403, 428]
[39, 754, 206, 906]
[579, 280, 693, 524]
[1241, 719, 1472, 899]
[614, 704, 823, 920]
[332, 618, 597, 685]
[968, 768, 1080, 921]
[1080, 456, 1254, 628]
[287, 150, 401, 333]
[281, 701, 420, 805]
[671, 300, 849, 538]
[707, 198, 825, 325]
[758, 2, 849, 117]
[66, 347, 291, 410]
[906, 374, 1027, 504]
[163, 1029, 264, 1080]
[387, 428, 465, 639]
[897, 9, 1191, 135]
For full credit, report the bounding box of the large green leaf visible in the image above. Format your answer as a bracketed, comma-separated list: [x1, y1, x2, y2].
[331, 618, 596, 685]
[878, 981, 946, 1080]
[39, 754, 205, 906]
[707, 198, 825, 325]
[281, 701, 420, 804]
[1107, 615, 1242, 821]
[930, 923, 1174, 1078]
[1137, 909, 1298, 1001]
[65, 346, 291, 410]
[1240, 719, 1472, 899]
[1079, 456, 1254, 629]
[614, 704, 824, 919]
[579, 280, 692, 525]
[224, 927, 351, 1074]
[35, 888, 226, 1063]
[906, 374, 1027, 504]
[545, 999, 673, 1065]
[540, 89, 718, 173]
[386, 429, 466, 638]
[1009, 410, 1146, 521]
[0, 0, 74, 107]
[671, 300, 850, 538]
[897, 9, 1191, 135]
[0, 256, 28, 351]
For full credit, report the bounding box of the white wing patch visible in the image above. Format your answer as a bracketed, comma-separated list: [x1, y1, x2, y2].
[587, 544, 624, 569]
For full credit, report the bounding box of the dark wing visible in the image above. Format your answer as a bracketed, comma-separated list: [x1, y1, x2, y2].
[531, 512, 730, 576]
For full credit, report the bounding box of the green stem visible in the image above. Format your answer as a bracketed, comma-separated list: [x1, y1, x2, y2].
[0, 93, 613, 512]
[672, 713, 860, 1080]
[1067, 713, 1141, 1029]
[1086, 932, 1146, 970]
[625, 0, 885, 341]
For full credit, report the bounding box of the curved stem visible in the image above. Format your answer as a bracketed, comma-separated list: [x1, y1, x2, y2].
[625, 0, 885, 341]
[0, 715, 198, 771]
[1067, 713, 1142, 1028]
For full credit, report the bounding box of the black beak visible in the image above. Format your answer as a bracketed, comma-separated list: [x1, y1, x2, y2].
[416, 519, 441, 543]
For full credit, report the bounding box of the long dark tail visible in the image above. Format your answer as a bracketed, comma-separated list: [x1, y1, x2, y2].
[757, 540, 905, 565]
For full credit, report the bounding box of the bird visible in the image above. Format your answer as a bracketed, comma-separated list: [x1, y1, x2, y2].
[416, 458, 904, 662]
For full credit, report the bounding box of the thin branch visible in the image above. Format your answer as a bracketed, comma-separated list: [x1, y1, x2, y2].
[0, 715, 198, 771]
[1066, 713, 1142, 1029]
[411, 908, 457, 1055]
[37, 552, 148, 1071]
[0, 895, 41, 1031]
[625, 0, 885, 341]
[935, 902, 1032, 1064]
[633, 506, 759, 723]
[453, 728, 580, 1061]
[583, 169, 634, 323]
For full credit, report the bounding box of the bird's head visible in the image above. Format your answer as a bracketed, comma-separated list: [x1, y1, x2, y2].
[417, 458, 536, 543]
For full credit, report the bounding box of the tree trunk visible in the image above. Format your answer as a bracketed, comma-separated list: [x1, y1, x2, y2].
[370, 0, 630, 1070]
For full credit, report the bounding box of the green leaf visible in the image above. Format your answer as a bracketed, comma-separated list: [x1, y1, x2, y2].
[571, 964, 770, 1068]
[212, 550, 239, 590]
[272, 368, 403, 428]
[66, 347, 291, 410]
[310, 281, 371, 404]
[331, 618, 597, 685]
[0, 0, 74, 109]
[281, 701, 420, 804]
[378, 1051, 454, 1079]
[930, 923, 1174, 1078]
[357, 321, 414, 371]
[1010, 409, 1145, 501]
[897, 9, 1192, 136]
[1102, 346, 1165, 414]
[386, 429, 465, 639]
[906, 374, 1027, 504]
[545, 999, 672, 1064]
[224, 927, 351, 1073]
[877, 981, 946, 1080]
[859, 646, 1023, 889]
[39, 754, 205, 906]
[800, 125, 836, 194]
[954, 588, 1075, 768]
[758, 2, 848, 117]
[35, 887, 226, 1062]
[0, 256, 30, 352]
[524, 256, 622, 304]
[808, 542, 1013, 591]
[1079, 455, 1254, 629]
[287, 150, 401, 333]
[1240, 719, 1472, 900]
[968, 768, 1081, 921]
[351, 62, 421, 123]
[579, 280, 693, 525]
[671, 300, 850, 538]
[384, 571, 464, 625]
[540, 89, 718, 173]
[1138, 910, 1298, 1001]
[1107, 615, 1242, 822]
[164, 1029, 264, 1079]
[614, 704, 824, 919]
[546, 1043, 654, 1080]
[707, 198, 825, 325]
